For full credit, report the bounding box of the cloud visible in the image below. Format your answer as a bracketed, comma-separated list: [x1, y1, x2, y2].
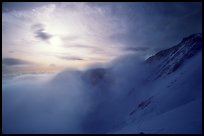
[109, 2, 202, 53]
[35, 29, 52, 41]
[32, 23, 53, 41]
[2, 58, 31, 66]
[59, 56, 84, 61]
[3, 47, 202, 133]
[64, 44, 95, 49]
[124, 47, 149, 52]
[64, 44, 107, 54]
[2, 70, 91, 133]
[49, 63, 56, 67]
[61, 36, 79, 43]
[2, 2, 202, 67]
[9, 51, 14, 53]
[2, 54, 149, 134]
[31, 23, 44, 30]
[2, 2, 53, 13]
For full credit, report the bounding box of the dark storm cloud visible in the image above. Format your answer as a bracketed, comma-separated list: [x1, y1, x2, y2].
[32, 23, 53, 41]
[2, 58, 31, 66]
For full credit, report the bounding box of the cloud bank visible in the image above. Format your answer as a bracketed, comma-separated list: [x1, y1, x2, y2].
[2, 54, 149, 134]
[2, 58, 31, 66]
[2, 48, 202, 134]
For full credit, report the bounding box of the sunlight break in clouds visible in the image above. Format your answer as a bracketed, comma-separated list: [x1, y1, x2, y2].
[2, 2, 202, 134]
[2, 2, 202, 74]
[2, 3, 127, 72]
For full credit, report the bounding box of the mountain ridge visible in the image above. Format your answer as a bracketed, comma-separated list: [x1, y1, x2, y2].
[145, 33, 202, 80]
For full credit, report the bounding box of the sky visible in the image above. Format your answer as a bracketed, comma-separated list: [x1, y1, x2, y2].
[2, 2, 202, 73]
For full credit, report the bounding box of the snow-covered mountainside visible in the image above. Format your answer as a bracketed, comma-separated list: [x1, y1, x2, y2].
[81, 33, 202, 134]
[145, 33, 202, 80]
[111, 33, 202, 134]
[2, 33, 202, 134]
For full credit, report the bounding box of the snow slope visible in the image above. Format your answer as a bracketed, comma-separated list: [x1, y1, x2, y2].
[113, 99, 202, 134]
[82, 33, 202, 134]
[2, 33, 202, 134]
[111, 50, 202, 134]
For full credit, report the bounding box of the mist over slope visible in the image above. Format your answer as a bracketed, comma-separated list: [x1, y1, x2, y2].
[2, 33, 202, 134]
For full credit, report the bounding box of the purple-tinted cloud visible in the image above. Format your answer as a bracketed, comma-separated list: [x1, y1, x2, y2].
[32, 23, 52, 41]
[2, 58, 31, 66]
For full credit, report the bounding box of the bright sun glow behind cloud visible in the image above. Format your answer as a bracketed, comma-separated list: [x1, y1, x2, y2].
[49, 37, 62, 46]
[2, 3, 127, 71]
[4, 2, 201, 73]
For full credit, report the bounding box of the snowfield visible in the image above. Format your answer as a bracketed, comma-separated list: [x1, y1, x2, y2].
[2, 33, 202, 134]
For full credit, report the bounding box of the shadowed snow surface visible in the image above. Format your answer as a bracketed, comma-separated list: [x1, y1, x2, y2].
[2, 34, 202, 134]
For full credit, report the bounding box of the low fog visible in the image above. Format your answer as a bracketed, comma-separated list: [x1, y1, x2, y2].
[2, 54, 150, 134]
